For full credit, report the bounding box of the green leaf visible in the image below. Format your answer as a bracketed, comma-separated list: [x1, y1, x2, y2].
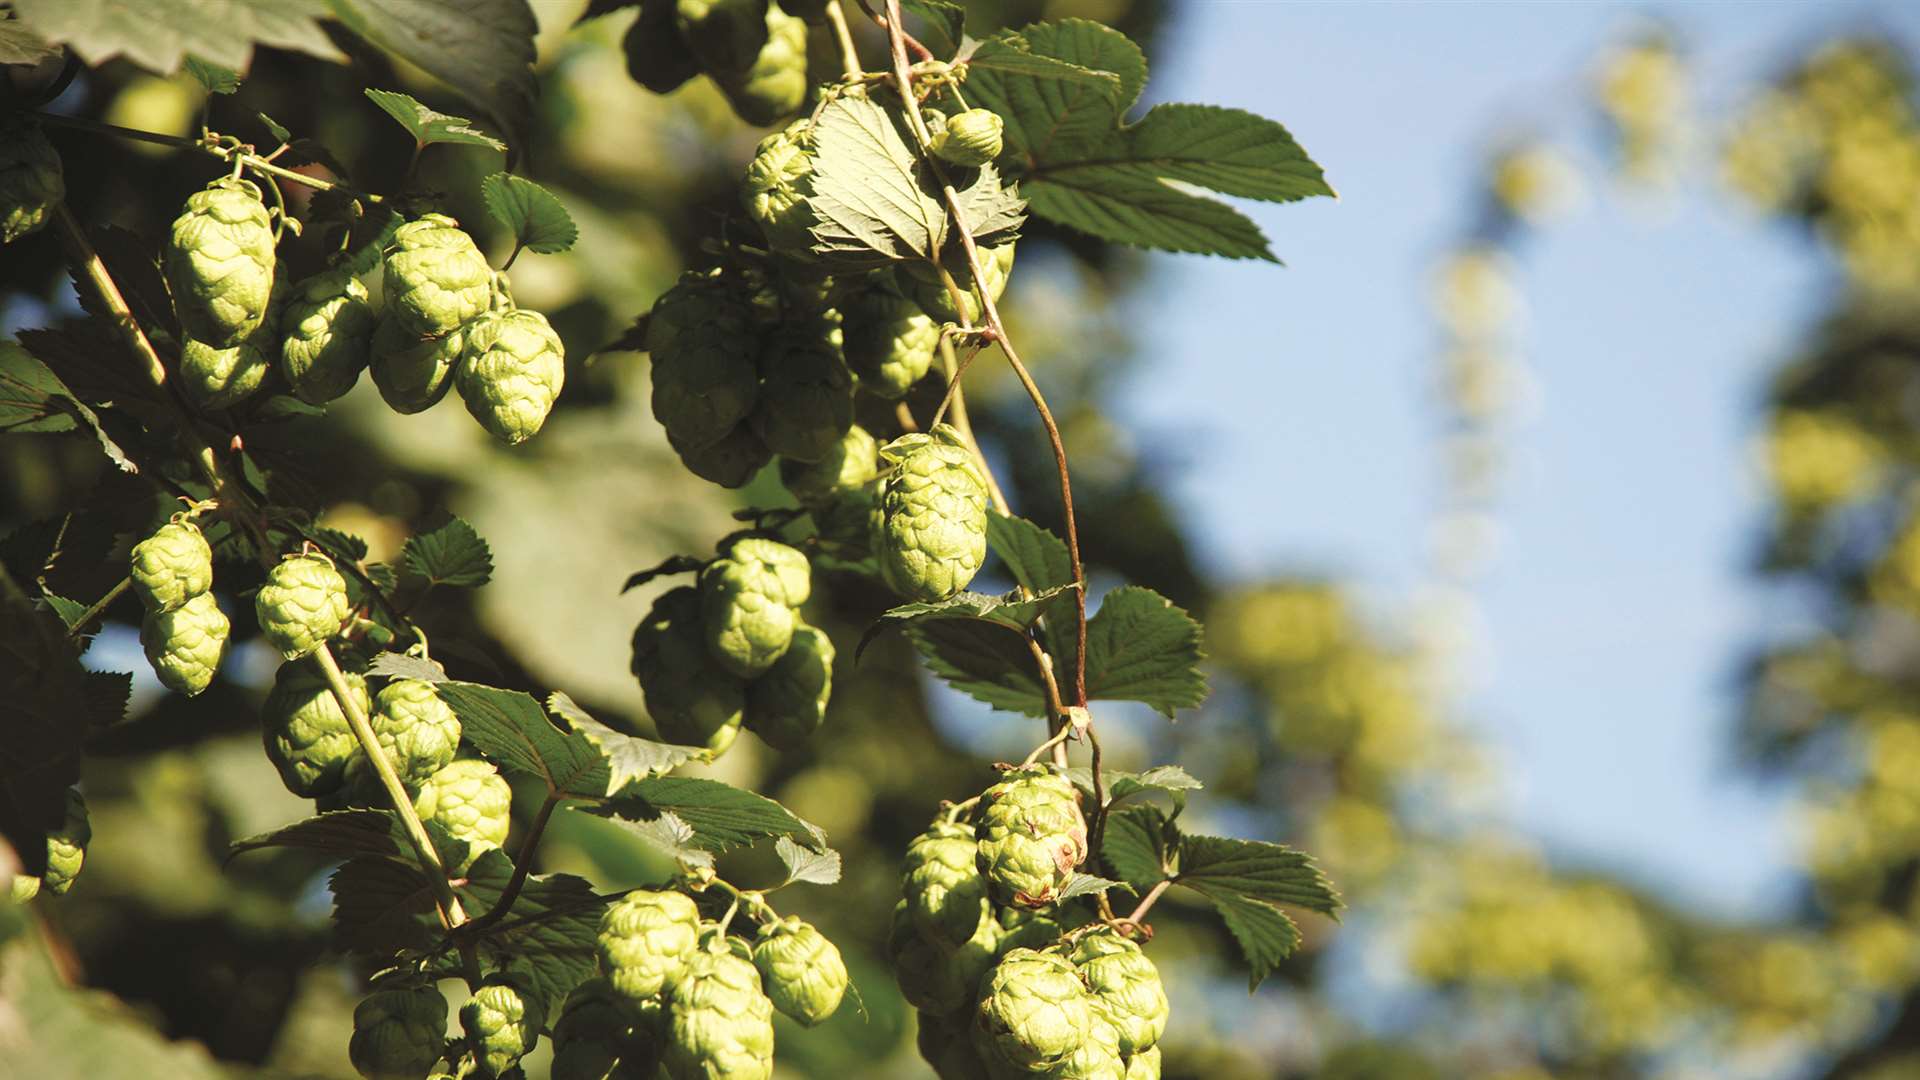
[776, 834, 842, 887]
[856, 583, 1076, 661]
[366, 652, 449, 683]
[899, 0, 964, 57]
[621, 555, 705, 594]
[9, 0, 344, 74]
[330, 855, 441, 953]
[907, 619, 1050, 717]
[1055, 872, 1127, 902]
[1083, 585, 1206, 717]
[401, 517, 494, 589]
[362, 88, 508, 152]
[589, 809, 714, 869]
[964, 22, 1140, 162]
[257, 112, 293, 144]
[329, 0, 536, 154]
[1174, 833, 1342, 990]
[481, 172, 578, 254]
[985, 511, 1077, 674]
[183, 56, 240, 94]
[39, 593, 86, 629]
[547, 690, 697, 794]
[1100, 805, 1171, 891]
[0, 18, 60, 65]
[81, 670, 132, 731]
[1197, 888, 1305, 992]
[1024, 173, 1277, 262]
[0, 341, 79, 435]
[228, 809, 412, 861]
[434, 682, 610, 799]
[1064, 764, 1202, 806]
[806, 94, 947, 266]
[454, 849, 607, 1017]
[591, 775, 827, 853]
[0, 566, 87, 878]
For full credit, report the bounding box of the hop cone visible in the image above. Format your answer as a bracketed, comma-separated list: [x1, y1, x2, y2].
[10, 788, 89, 902]
[753, 916, 848, 1026]
[348, 987, 447, 1080]
[141, 591, 230, 697]
[550, 977, 643, 1080]
[931, 109, 1005, 167]
[663, 943, 777, 1080]
[178, 267, 288, 410]
[970, 948, 1092, 1074]
[838, 280, 938, 398]
[370, 679, 462, 784]
[995, 903, 1089, 955]
[280, 268, 375, 404]
[262, 659, 368, 797]
[371, 316, 465, 414]
[631, 587, 746, 756]
[1050, 1013, 1125, 1080]
[672, 422, 774, 489]
[165, 177, 276, 347]
[903, 241, 1014, 326]
[975, 768, 1088, 908]
[624, 0, 701, 93]
[646, 271, 756, 360]
[1125, 1045, 1162, 1080]
[1070, 930, 1168, 1056]
[460, 977, 541, 1079]
[915, 1011, 993, 1080]
[875, 425, 989, 601]
[383, 214, 491, 337]
[0, 119, 62, 244]
[742, 123, 816, 254]
[743, 623, 832, 751]
[675, 0, 767, 76]
[129, 519, 212, 613]
[904, 821, 991, 949]
[887, 901, 999, 1017]
[716, 3, 808, 126]
[413, 759, 512, 872]
[779, 424, 877, 507]
[651, 323, 762, 453]
[598, 889, 703, 1002]
[698, 538, 811, 678]
[457, 307, 566, 444]
[749, 335, 853, 463]
[256, 553, 351, 659]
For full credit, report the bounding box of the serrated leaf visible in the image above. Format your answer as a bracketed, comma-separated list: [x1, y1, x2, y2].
[330, 856, 442, 953]
[81, 670, 132, 732]
[482, 172, 578, 254]
[985, 511, 1077, 676]
[1100, 805, 1170, 890]
[1174, 832, 1339, 991]
[330, 0, 535, 155]
[620, 554, 705, 594]
[183, 56, 240, 93]
[1084, 585, 1206, 717]
[0, 566, 88, 878]
[0, 341, 79, 435]
[1056, 872, 1127, 902]
[453, 849, 606, 1016]
[229, 809, 411, 861]
[366, 652, 449, 683]
[435, 682, 610, 799]
[362, 88, 508, 151]
[401, 517, 494, 589]
[806, 94, 947, 265]
[547, 690, 697, 793]
[965, 22, 1140, 162]
[257, 112, 293, 143]
[1198, 888, 1302, 992]
[1064, 764, 1202, 806]
[1025, 173, 1277, 261]
[10, 0, 344, 75]
[590, 809, 714, 869]
[899, 0, 964, 57]
[776, 834, 842, 886]
[39, 593, 86, 629]
[590, 775, 826, 853]
[856, 583, 1075, 660]
[0, 18, 59, 65]
[907, 619, 1049, 716]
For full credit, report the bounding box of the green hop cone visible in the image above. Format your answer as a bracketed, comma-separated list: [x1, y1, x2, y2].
[675, 0, 767, 76]
[671, 423, 776, 490]
[370, 679, 462, 784]
[1069, 930, 1168, 1056]
[457, 307, 567, 444]
[876, 424, 989, 601]
[995, 903, 1089, 955]
[141, 591, 231, 697]
[383, 214, 492, 337]
[930, 109, 1005, 167]
[646, 271, 757, 359]
[262, 659, 368, 797]
[663, 941, 777, 1080]
[902, 241, 1015, 326]
[256, 553, 351, 659]
[598, 888, 703, 1003]
[129, 519, 213, 613]
[178, 267, 288, 410]
[752, 916, 848, 1026]
[625, 0, 702, 93]
[975, 768, 1088, 908]
[887, 901, 999, 1017]
[348, 986, 448, 1080]
[749, 335, 853, 463]
[551, 978, 666, 1080]
[916, 1012, 993, 1080]
[1124, 1045, 1161, 1080]
[164, 177, 277, 347]
[280, 268, 376, 404]
[697, 538, 811, 678]
[743, 622, 833, 751]
[1051, 1013, 1126, 1080]
[10, 788, 90, 902]
[716, 3, 809, 127]
[742, 123, 816, 254]
[971, 948, 1093, 1074]
[371, 316, 465, 414]
[631, 587, 747, 756]
[0, 119, 62, 244]
[904, 821, 991, 949]
[838, 280, 938, 398]
[651, 323, 762, 453]
[413, 759, 512, 872]
[460, 977, 542, 1079]
[779, 424, 877, 507]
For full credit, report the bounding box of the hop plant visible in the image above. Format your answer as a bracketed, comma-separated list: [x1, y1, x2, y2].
[256, 553, 351, 659]
[887, 900, 1000, 1018]
[646, 271, 757, 359]
[1051, 1013, 1126, 1080]
[675, 0, 766, 76]
[749, 334, 854, 464]
[178, 267, 288, 410]
[930, 109, 1006, 167]
[10, 788, 89, 903]
[624, 0, 702, 93]
[712, 4, 808, 126]
[348, 987, 448, 1080]
[904, 820, 991, 949]
[743, 623, 833, 751]
[371, 317, 465, 414]
[670, 423, 774, 489]
[460, 977, 541, 1078]
[598, 888, 703, 1002]
[141, 591, 230, 697]
[369, 679, 462, 784]
[752, 916, 848, 1026]
[413, 759, 512, 871]
[779, 424, 877, 507]
[280, 268, 376, 404]
[383, 214, 491, 337]
[457, 307, 567, 444]
[164, 177, 277, 347]
[129, 518, 212, 613]
[902, 241, 1015, 326]
[663, 941, 777, 1080]
[742, 123, 816, 254]
[975, 768, 1089, 907]
[0, 118, 62, 244]
[261, 659, 368, 797]
[971, 948, 1093, 1074]
[1125, 1045, 1162, 1079]
[995, 903, 1089, 954]
[875, 425, 990, 601]
[698, 538, 812, 678]
[1069, 930, 1169, 1057]
[650, 322, 762, 453]
[838, 281, 939, 398]
[551, 977, 662, 1080]
[915, 1011, 993, 1080]
[631, 587, 748, 755]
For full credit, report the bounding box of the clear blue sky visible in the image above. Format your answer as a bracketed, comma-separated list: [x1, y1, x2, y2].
[1107, 1, 1920, 921]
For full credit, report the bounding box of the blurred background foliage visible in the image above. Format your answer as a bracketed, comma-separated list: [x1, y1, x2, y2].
[3, 2, 1919, 1078]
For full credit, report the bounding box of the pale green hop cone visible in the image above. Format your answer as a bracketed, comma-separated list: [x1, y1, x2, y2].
[748, 335, 853, 463]
[645, 271, 756, 360]
[550, 977, 645, 1080]
[1124, 1045, 1161, 1080]
[370, 678, 462, 784]
[164, 177, 277, 347]
[413, 758, 512, 872]
[663, 942, 777, 1080]
[383, 213, 491, 337]
[261, 658, 368, 797]
[742, 122, 816, 254]
[1070, 930, 1168, 1056]
[887, 900, 1000, 1018]
[743, 622, 833, 751]
[460, 977, 541, 1079]
[141, 590, 230, 696]
[0, 118, 62, 244]
[348, 986, 448, 1080]
[631, 586, 747, 756]
[752, 916, 848, 1026]
[697, 537, 811, 678]
[971, 948, 1093, 1074]
[716, 3, 809, 127]
[178, 267, 288, 410]
[371, 316, 465, 414]
[838, 280, 938, 398]
[904, 820, 991, 949]
[902, 241, 1014, 326]
[256, 553, 351, 659]
[456, 307, 566, 444]
[597, 888, 703, 1003]
[876, 424, 989, 602]
[930, 109, 1005, 167]
[129, 519, 212, 613]
[10, 788, 89, 903]
[669, 421, 773, 489]
[975, 768, 1088, 908]
[916, 1011, 993, 1080]
[280, 268, 376, 404]
[1050, 1012, 1126, 1080]
[778, 424, 877, 507]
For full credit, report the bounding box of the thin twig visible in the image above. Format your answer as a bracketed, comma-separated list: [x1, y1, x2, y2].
[33, 111, 383, 203]
[65, 576, 130, 639]
[1124, 878, 1173, 927]
[823, 0, 864, 80]
[469, 791, 559, 933]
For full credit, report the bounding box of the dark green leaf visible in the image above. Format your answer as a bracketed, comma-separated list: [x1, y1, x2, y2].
[10, 0, 344, 74]
[454, 849, 606, 1016]
[366, 652, 449, 683]
[964, 21, 1140, 162]
[0, 341, 79, 435]
[547, 690, 697, 794]
[591, 775, 827, 853]
[330, 0, 535, 154]
[984, 511, 1077, 675]
[39, 593, 85, 629]
[0, 566, 87, 878]
[856, 583, 1075, 660]
[1174, 832, 1339, 991]
[1056, 872, 1127, 902]
[1195, 888, 1302, 992]
[621, 555, 705, 594]
[481, 172, 578, 254]
[1024, 173, 1276, 261]
[435, 682, 610, 799]
[1100, 805, 1171, 890]
[329, 855, 441, 953]
[907, 619, 1049, 716]
[899, 0, 964, 57]
[362, 88, 508, 151]
[229, 809, 411, 861]
[776, 834, 842, 886]
[257, 112, 293, 143]
[401, 517, 494, 589]
[1083, 585, 1206, 717]
[81, 670, 132, 732]
[183, 56, 240, 93]
[1064, 764, 1202, 806]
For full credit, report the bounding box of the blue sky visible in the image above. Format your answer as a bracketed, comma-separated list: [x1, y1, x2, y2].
[1105, 1, 1920, 921]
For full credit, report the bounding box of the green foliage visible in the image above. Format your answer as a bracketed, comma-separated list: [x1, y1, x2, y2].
[8, 0, 344, 74]
[481, 172, 579, 254]
[401, 517, 494, 589]
[365, 89, 509, 152]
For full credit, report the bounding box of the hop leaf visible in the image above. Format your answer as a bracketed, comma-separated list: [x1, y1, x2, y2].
[348, 986, 448, 1080]
[0, 118, 63, 245]
[164, 177, 277, 348]
[597, 888, 702, 1002]
[261, 659, 368, 797]
[382, 213, 492, 337]
[1070, 929, 1168, 1056]
[698, 538, 812, 678]
[371, 316, 465, 414]
[460, 977, 542, 1079]
[903, 820, 990, 949]
[279, 269, 376, 404]
[413, 758, 513, 872]
[975, 768, 1088, 907]
[664, 942, 777, 1080]
[971, 948, 1093, 1073]
[743, 623, 833, 751]
[129, 519, 212, 614]
[457, 307, 566, 444]
[876, 425, 990, 602]
[631, 587, 747, 756]
[140, 591, 230, 697]
[753, 916, 848, 1026]
[9, 788, 89, 902]
[255, 553, 351, 659]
